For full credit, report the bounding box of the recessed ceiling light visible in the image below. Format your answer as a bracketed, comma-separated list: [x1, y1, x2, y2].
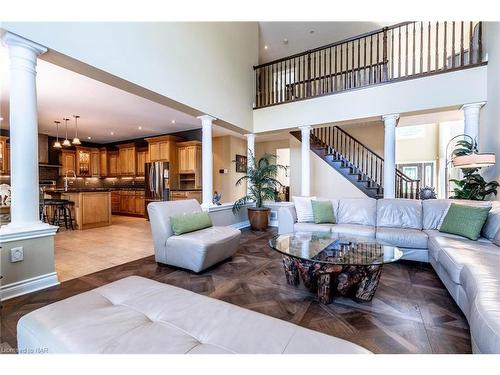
[0, 117, 3, 121]
[171, 120, 176, 124]
[110, 131, 114, 135]
[283, 38, 288, 45]
[264, 45, 269, 50]
[87, 136, 92, 140]
[309, 30, 315, 34]
[138, 126, 142, 130]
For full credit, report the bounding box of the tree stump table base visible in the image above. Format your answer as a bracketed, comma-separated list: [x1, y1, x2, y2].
[282, 255, 383, 304]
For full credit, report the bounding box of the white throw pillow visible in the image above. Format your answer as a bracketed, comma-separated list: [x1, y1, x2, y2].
[292, 196, 316, 223]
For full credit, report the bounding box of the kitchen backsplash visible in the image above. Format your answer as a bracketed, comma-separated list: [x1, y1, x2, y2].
[56, 177, 145, 189]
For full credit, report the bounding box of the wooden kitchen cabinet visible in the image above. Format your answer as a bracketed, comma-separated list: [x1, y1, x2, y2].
[117, 143, 136, 176]
[114, 190, 145, 216]
[0, 136, 8, 175]
[136, 148, 149, 176]
[99, 148, 108, 177]
[90, 148, 100, 177]
[111, 191, 120, 213]
[60, 150, 76, 176]
[108, 151, 119, 176]
[145, 135, 181, 190]
[170, 190, 202, 204]
[178, 141, 201, 173]
[75, 147, 91, 177]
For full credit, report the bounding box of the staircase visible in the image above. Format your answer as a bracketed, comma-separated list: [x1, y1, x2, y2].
[291, 125, 420, 199]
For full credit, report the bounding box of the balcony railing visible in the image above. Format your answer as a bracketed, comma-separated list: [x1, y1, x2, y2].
[254, 21, 484, 109]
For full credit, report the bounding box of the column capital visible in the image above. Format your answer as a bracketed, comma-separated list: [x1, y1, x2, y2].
[2, 32, 47, 55]
[197, 114, 217, 123]
[298, 125, 311, 131]
[245, 133, 256, 140]
[461, 102, 486, 111]
[382, 113, 400, 122]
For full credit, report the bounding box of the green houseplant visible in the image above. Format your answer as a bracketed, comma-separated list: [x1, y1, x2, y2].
[232, 153, 286, 231]
[450, 139, 499, 200]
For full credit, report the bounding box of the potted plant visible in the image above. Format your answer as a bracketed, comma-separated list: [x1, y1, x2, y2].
[232, 153, 286, 231]
[450, 139, 499, 200]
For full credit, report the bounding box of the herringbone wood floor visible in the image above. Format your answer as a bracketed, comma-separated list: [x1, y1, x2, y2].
[1, 228, 471, 354]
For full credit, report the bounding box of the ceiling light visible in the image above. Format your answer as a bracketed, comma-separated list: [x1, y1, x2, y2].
[87, 136, 92, 140]
[309, 30, 315, 34]
[264, 45, 268, 50]
[72, 115, 81, 145]
[138, 126, 142, 130]
[110, 131, 115, 135]
[0, 117, 3, 121]
[62, 118, 71, 147]
[283, 38, 288, 45]
[53, 120, 62, 149]
[171, 120, 176, 124]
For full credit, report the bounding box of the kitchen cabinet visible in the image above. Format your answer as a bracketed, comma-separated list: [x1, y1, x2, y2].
[60, 150, 76, 176]
[90, 149, 100, 177]
[170, 190, 202, 204]
[113, 190, 145, 216]
[117, 143, 136, 176]
[0, 136, 8, 175]
[99, 148, 108, 177]
[177, 141, 202, 190]
[75, 147, 91, 177]
[178, 141, 201, 173]
[145, 135, 181, 190]
[108, 151, 119, 176]
[136, 148, 149, 176]
[61, 191, 111, 230]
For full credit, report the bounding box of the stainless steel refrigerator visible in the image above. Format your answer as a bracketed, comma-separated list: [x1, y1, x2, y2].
[144, 161, 170, 220]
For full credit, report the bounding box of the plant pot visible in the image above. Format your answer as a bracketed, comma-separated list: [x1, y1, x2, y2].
[247, 207, 270, 231]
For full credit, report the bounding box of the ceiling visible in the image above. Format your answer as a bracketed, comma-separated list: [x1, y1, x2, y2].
[0, 46, 207, 144]
[258, 22, 392, 64]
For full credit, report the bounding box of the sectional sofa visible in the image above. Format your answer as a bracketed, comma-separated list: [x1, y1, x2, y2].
[278, 198, 500, 353]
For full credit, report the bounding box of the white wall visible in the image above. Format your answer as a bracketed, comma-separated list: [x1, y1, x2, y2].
[481, 22, 500, 198]
[254, 66, 487, 133]
[1, 22, 259, 132]
[289, 136, 366, 199]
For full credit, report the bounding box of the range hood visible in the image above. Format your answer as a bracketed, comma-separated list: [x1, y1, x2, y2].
[38, 134, 61, 167]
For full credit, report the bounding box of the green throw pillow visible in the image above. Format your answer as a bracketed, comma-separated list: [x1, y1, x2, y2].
[311, 200, 335, 224]
[439, 203, 491, 241]
[170, 212, 213, 235]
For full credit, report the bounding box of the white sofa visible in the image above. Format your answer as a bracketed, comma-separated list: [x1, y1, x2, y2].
[148, 200, 241, 272]
[17, 276, 370, 354]
[278, 197, 500, 353]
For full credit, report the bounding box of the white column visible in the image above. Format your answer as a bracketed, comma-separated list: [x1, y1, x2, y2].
[461, 102, 486, 146]
[382, 114, 399, 199]
[245, 133, 255, 196]
[299, 125, 311, 196]
[2, 33, 48, 229]
[198, 115, 216, 209]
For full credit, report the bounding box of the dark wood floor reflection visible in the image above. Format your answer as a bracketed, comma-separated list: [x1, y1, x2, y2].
[1, 228, 471, 354]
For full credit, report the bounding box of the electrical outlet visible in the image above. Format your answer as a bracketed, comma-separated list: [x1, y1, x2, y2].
[10, 246, 24, 263]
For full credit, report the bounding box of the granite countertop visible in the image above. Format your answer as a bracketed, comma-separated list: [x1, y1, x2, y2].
[46, 187, 145, 193]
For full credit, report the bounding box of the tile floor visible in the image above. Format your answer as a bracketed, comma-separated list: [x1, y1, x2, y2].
[54, 215, 154, 282]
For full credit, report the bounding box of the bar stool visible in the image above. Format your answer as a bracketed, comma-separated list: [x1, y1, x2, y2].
[46, 199, 75, 230]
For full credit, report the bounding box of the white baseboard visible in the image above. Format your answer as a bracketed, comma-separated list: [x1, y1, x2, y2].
[1, 272, 60, 301]
[230, 220, 250, 230]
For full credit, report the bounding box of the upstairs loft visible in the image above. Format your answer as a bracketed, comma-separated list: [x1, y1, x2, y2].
[253, 21, 486, 109]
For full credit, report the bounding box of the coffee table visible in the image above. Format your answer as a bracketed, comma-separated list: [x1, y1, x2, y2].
[269, 232, 403, 304]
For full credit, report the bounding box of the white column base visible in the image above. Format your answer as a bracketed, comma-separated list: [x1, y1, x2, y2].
[0, 222, 58, 243]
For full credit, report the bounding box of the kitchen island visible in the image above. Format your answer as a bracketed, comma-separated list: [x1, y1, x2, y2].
[50, 190, 112, 230]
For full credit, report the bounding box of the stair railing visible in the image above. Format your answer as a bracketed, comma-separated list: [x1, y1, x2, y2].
[311, 125, 420, 199]
[254, 21, 484, 109]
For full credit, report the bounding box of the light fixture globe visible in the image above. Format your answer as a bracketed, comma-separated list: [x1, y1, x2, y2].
[72, 115, 81, 145]
[53, 140, 62, 149]
[62, 138, 71, 147]
[72, 137, 81, 145]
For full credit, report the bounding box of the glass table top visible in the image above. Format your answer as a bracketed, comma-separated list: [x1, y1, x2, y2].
[269, 231, 403, 266]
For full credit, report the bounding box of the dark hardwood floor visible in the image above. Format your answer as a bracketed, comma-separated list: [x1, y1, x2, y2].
[1, 228, 471, 354]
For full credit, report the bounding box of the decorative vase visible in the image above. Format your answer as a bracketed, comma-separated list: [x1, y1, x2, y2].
[247, 207, 270, 231]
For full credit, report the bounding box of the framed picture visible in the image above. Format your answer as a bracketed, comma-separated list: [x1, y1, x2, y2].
[235, 154, 247, 173]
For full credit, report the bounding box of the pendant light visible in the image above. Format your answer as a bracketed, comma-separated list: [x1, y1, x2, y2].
[62, 118, 71, 147]
[53, 120, 62, 149]
[72, 115, 81, 145]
